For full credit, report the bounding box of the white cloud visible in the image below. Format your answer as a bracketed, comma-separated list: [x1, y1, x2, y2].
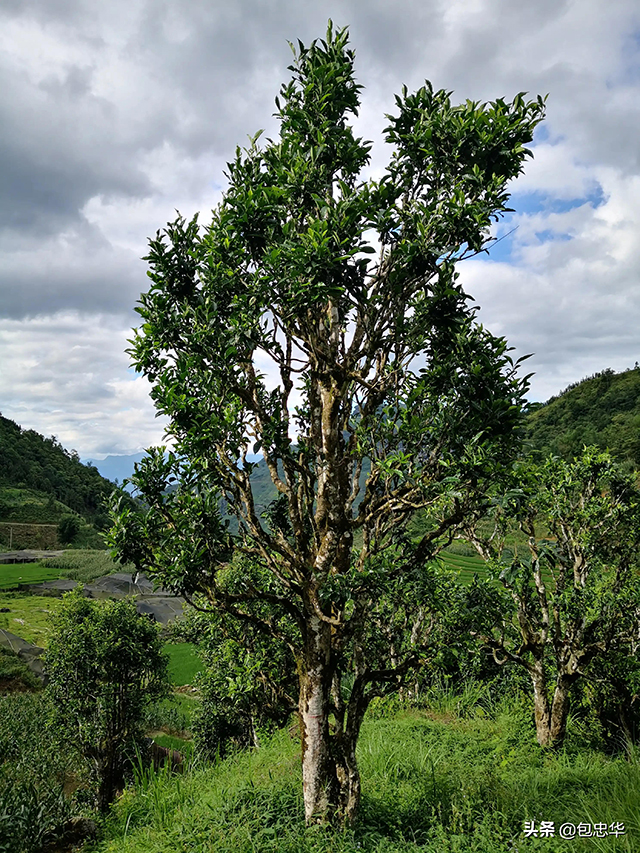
[0, 0, 639, 455]
[461, 165, 640, 400]
[0, 312, 167, 456]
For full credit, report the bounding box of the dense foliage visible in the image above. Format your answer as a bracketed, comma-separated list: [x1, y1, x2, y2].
[0, 413, 116, 527]
[524, 367, 640, 468]
[109, 22, 544, 825]
[174, 596, 298, 759]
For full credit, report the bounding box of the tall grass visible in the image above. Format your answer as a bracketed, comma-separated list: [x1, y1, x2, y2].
[90, 688, 640, 853]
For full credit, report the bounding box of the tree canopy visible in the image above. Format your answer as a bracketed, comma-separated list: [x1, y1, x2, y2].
[109, 23, 545, 825]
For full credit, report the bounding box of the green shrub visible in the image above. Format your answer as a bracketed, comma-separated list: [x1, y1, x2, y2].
[57, 515, 81, 545]
[45, 590, 170, 812]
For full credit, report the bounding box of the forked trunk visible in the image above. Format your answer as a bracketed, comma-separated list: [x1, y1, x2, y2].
[298, 617, 362, 825]
[531, 665, 571, 749]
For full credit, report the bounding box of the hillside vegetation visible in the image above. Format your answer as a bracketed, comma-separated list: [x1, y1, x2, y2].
[523, 367, 640, 468]
[0, 414, 116, 529]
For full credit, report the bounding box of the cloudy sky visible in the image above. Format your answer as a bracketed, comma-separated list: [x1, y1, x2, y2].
[1, 0, 639, 460]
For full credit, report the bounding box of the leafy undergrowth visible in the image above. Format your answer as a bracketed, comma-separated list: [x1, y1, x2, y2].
[0, 692, 81, 853]
[89, 701, 640, 853]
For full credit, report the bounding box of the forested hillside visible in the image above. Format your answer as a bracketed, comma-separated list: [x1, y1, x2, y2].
[0, 414, 116, 527]
[523, 366, 640, 467]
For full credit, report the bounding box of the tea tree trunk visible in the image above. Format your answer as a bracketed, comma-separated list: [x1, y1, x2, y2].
[531, 665, 572, 748]
[298, 617, 363, 825]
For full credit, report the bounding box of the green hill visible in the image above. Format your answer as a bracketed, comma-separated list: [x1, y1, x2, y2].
[0, 414, 118, 539]
[523, 366, 640, 467]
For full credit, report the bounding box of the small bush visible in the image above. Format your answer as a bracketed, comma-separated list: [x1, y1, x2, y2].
[45, 590, 170, 812]
[58, 515, 81, 545]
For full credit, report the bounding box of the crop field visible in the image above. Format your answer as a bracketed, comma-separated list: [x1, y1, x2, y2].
[43, 549, 126, 582]
[437, 550, 488, 583]
[438, 546, 554, 587]
[0, 562, 62, 590]
[163, 642, 202, 686]
[0, 549, 125, 590]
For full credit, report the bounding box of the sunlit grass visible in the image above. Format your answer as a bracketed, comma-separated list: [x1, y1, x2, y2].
[0, 593, 63, 646]
[163, 643, 202, 687]
[0, 562, 62, 590]
[92, 692, 640, 853]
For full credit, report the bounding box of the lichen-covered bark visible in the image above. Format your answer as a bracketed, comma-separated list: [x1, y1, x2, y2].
[530, 664, 572, 748]
[298, 612, 365, 825]
[299, 615, 336, 823]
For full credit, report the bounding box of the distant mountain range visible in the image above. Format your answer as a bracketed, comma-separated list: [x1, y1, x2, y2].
[82, 453, 147, 488]
[83, 453, 264, 488]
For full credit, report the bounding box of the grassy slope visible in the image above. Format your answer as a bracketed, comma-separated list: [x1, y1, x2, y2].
[0, 593, 64, 646]
[0, 563, 63, 590]
[0, 486, 74, 525]
[93, 700, 640, 853]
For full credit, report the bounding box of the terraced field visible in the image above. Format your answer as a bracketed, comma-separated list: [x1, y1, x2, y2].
[437, 550, 488, 583]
